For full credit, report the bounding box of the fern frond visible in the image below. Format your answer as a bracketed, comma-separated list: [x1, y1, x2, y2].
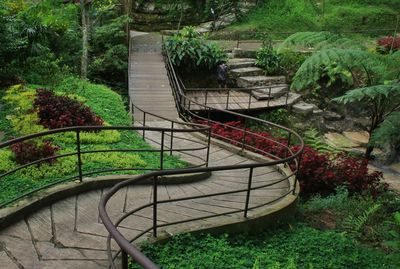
[333, 84, 400, 104]
[370, 112, 400, 146]
[304, 129, 340, 153]
[291, 48, 381, 91]
[344, 203, 381, 233]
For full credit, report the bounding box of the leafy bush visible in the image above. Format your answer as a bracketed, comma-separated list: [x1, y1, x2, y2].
[278, 50, 308, 81]
[34, 88, 104, 129]
[10, 141, 59, 165]
[377, 35, 400, 53]
[255, 44, 282, 75]
[164, 26, 227, 70]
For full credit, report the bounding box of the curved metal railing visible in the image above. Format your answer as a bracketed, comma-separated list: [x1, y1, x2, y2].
[0, 122, 210, 208]
[99, 39, 304, 269]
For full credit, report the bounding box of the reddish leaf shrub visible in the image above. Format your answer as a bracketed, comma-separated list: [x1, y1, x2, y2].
[10, 141, 60, 165]
[34, 88, 103, 129]
[199, 120, 386, 197]
[377, 35, 400, 53]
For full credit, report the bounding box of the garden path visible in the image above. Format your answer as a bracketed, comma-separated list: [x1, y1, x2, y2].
[0, 32, 292, 268]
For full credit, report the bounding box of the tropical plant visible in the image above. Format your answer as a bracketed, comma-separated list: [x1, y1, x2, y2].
[164, 26, 227, 70]
[255, 44, 282, 75]
[333, 84, 400, 159]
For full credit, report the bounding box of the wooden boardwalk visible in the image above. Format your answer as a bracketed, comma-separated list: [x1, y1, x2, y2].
[0, 32, 294, 269]
[129, 31, 178, 121]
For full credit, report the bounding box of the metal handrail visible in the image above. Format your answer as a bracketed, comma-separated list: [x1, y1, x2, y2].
[99, 37, 305, 269]
[0, 123, 210, 208]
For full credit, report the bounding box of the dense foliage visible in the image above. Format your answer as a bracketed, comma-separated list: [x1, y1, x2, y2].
[131, 221, 399, 269]
[10, 141, 59, 165]
[0, 0, 129, 90]
[164, 26, 228, 70]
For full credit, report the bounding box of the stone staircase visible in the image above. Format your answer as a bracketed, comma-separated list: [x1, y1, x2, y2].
[227, 57, 301, 104]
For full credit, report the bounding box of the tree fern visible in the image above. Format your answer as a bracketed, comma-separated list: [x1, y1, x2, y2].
[291, 48, 383, 91]
[370, 112, 400, 147]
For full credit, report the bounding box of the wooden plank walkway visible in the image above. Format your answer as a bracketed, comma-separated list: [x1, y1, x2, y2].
[0, 31, 293, 269]
[129, 31, 178, 121]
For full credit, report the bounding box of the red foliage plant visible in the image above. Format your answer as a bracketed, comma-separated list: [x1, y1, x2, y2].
[200, 120, 386, 197]
[34, 88, 103, 129]
[377, 35, 400, 53]
[10, 141, 60, 165]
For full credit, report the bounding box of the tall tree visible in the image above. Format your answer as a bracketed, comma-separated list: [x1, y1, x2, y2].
[80, 0, 91, 78]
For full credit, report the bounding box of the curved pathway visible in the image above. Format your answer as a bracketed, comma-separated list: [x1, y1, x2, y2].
[0, 32, 293, 269]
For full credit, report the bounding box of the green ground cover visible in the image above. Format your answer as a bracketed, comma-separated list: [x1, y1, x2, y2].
[0, 77, 185, 206]
[226, 0, 399, 36]
[130, 190, 400, 269]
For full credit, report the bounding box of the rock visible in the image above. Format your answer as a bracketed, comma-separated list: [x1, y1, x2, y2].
[324, 132, 360, 149]
[313, 109, 324, 115]
[323, 111, 343, 121]
[237, 76, 286, 88]
[389, 163, 400, 174]
[251, 84, 288, 100]
[230, 67, 263, 78]
[292, 101, 315, 115]
[343, 131, 369, 147]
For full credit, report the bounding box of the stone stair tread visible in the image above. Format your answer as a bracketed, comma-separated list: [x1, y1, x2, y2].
[237, 75, 286, 88]
[228, 58, 256, 63]
[251, 85, 289, 100]
[342, 131, 369, 146]
[230, 67, 264, 77]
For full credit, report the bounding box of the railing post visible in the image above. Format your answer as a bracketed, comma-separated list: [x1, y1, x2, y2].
[170, 122, 174, 156]
[226, 90, 230, 110]
[285, 88, 290, 107]
[121, 250, 128, 269]
[293, 153, 302, 195]
[244, 167, 254, 218]
[160, 131, 165, 170]
[241, 119, 247, 150]
[153, 175, 158, 237]
[248, 90, 252, 110]
[205, 89, 208, 106]
[142, 112, 146, 139]
[76, 130, 83, 182]
[267, 87, 272, 107]
[206, 128, 211, 167]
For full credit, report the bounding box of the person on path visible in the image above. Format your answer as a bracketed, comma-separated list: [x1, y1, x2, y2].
[216, 62, 228, 88]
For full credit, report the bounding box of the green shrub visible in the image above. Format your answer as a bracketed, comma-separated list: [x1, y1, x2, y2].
[255, 44, 282, 75]
[164, 26, 228, 70]
[278, 50, 309, 82]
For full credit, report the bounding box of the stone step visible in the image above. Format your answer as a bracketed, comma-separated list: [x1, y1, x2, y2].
[251, 84, 289, 100]
[292, 101, 316, 115]
[233, 48, 257, 58]
[230, 67, 263, 78]
[227, 58, 256, 69]
[237, 76, 286, 88]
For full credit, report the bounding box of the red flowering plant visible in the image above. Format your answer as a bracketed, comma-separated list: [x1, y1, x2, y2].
[10, 141, 60, 165]
[34, 88, 103, 129]
[196, 120, 386, 197]
[377, 35, 400, 53]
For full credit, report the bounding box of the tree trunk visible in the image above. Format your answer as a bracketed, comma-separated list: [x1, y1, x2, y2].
[80, 0, 90, 79]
